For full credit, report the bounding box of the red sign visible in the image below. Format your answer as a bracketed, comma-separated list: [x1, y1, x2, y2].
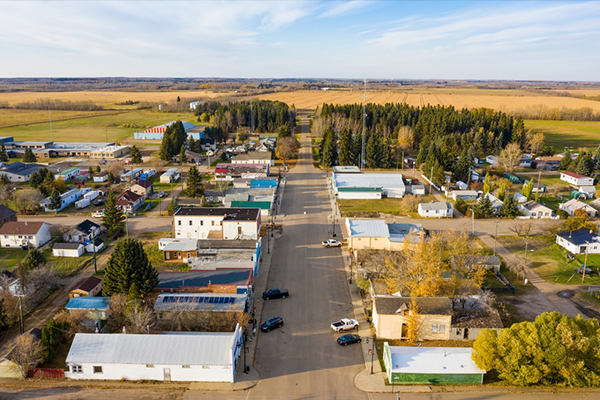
[368, 349, 372, 355]
[246, 347, 249, 353]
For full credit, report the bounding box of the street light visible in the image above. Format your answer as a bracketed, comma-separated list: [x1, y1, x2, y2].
[366, 336, 375, 374]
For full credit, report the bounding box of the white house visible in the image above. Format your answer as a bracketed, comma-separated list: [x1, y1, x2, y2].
[53, 242, 84, 258]
[93, 171, 108, 183]
[0, 221, 51, 248]
[230, 152, 274, 166]
[418, 202, 453, 218]
[518, 200, 554, 219]
[174, 207, 261, 240]
[190, 101, 201, 110]
[160, 168, 180, 183]
[556, 228, 600, 255]
[560, 171, 594, 186]
[66, 327, 243, 383]
[579, 186, 597, 199]
[485, 155, 498, 166]
[559, 199, 597, 218]
[41, 189, 82, 212]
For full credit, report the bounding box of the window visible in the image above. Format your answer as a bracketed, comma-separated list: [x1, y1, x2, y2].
[432, 324, 438, 333]
[178, 220, 181, 226]
[93, 366, 103, 374]
[182, 365, 190, 369]
[146, 364, 154, 368]
[189, 220, 192, 226]
[3, 235, 7, 239]
[200, 221, 203, 226]
[439, 325, 445, 333]
[72, 365, 83, 373]
[18, 235, 22, 239]
[212, 220, 215, 226]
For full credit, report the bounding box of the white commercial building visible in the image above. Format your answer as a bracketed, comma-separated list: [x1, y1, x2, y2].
[66, 326, 243, 383]
[173, 207, 261, 240]
[332, 173, 406, 199]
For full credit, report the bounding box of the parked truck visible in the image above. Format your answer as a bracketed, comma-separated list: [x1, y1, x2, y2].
[262, 288, 289, 300]
[75, 198, 91, 209]
[331, 318, 359, 332]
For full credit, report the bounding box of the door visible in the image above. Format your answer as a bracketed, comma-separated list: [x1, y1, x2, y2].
[401, 323, 408, 339]
[463, 328, 469, 339]
[165, 252, 170, 260]
[163, 368, 171, 381]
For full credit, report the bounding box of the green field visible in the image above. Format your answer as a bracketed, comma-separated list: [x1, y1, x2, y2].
[525, 120, 600, 152]
[0, 110, 198, 143]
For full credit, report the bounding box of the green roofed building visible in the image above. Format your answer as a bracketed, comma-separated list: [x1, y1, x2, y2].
[230, 201, 273, 216]
[383, 343, 485, 385]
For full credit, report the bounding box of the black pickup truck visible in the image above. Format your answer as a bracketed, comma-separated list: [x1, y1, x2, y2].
[262, 288, 289, 300]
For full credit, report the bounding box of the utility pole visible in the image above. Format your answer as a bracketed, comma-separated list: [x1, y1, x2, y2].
[470, 208, 475, 236]
[93, 238, 97, 273]
[361, 79, 366, 170]
[583, 240, 590, 283]
[493, 220, 499, 256]
[17, 294, 25, 334]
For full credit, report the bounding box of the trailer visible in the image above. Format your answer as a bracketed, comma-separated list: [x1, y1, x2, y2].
[75, 198, 91, 209]
[84, 190, 99, 201]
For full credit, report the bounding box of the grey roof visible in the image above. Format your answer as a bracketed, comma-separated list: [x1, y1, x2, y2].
[0, 162, 42, 176]
[452, 190, 478, 196]
[157, 269, 252, 290]
[226, 187, 275, 196]
[347, 219, 389, 237]
[232, 152, 272, 161]
[154, 293, 247, 313]
[0, 205, 16, 220]
[450, 255, 501, 268]
[419, 202, 451, 211]
[66, 332, 237, 366]
[520, 200, 550, 211]
[334, 173, 405, 190]
[196, 239, 258, 250]
[163, 240, 198, 252]
[53, 242, 83, 250]
[374, 297, 453, 315]
[452, 308, 503, 329]
[388, 223, 423, 243]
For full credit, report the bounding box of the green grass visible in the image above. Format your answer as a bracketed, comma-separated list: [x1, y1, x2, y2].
[525, 119, 600, 152]
[498, 236, 600, 285]
[0, 110, 197, 143]
[338, 195, 437, 217]
[143, 244, 186, 271]
[0, 247, 93, 277]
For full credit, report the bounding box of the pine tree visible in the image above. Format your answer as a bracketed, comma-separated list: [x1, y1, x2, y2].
[102, 238, 158, 296]
[130, 145, 142, 164]
[185, 166, 203, 198]
[321, 128, 337, 167]
[432, 161, 445, 186]
[102, 191, 125, 237]
[594, 145, 600, 171]
[575, 152, 594, 176]
[500, 195, 519, 218]
[0, 175, 10, 185]
[337, 129, 354, 166]
[179, 145, 188, 164]
[29, 170, 42, 188]
[188, 135, 196, 153]
[559, 148, 572, 170]
[23, 146, 37, 163]
[473, 195, 494, 218]
[159, 132, 173, 161]
[107, 171, 115, 183]
[22, 248, 46, 270]
[365, 132, 381, 168]
[0, 142, 8, 162]
[48, 189, 62, 211]
[95, 165, 101, 173]
[380, 139, 393, 169]
[416, 144, 428, 167]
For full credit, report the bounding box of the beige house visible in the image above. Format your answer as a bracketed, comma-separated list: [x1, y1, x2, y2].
[69, 276, 102, 299]
[449, 308, 503, 341]
[344, 218, 423, 252]
[518, 200, 554, 219]
[129, 179, 154, 199]
[372, 297, 452, 340]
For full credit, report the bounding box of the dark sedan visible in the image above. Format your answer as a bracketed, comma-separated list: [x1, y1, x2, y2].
[337, 334, 361, 346]
[261, 316, 284, 332]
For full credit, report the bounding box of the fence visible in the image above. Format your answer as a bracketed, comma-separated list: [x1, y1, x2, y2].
[28, 368, 65, 379]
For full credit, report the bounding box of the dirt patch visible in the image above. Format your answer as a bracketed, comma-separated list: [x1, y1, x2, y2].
[501, 293, 552, 321]
[0, 387, 186, 400]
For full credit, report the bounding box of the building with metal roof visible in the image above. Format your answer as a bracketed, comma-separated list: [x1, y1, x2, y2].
[344, 218, 423, 251]
[418, 201, 454, 218]
[332, 172, 406, 199]
[156, 269, 253, 292]
[65, 297, 110, 320]
[556, 228, 600, 255]
[0, 162, 43, 182]
[154, 293, 247, 314]
[65, 327, 243, 382]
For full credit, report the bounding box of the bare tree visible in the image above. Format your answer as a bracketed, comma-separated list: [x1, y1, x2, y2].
[24, 267, 58, 310]
[509, 221, 533, 237]
[125, 305, 156, 334]
[13, 190, 43, 213]
[54, 309, 94, 339]
[8, 334, 44, 378]
[400, 194, 420, 212]
[0, 184, 13, 204]
[159, 309, 248, 332]
[275, 136, 299, 167]
[498, 143, 522, 173]
[479, 290, 497, 310]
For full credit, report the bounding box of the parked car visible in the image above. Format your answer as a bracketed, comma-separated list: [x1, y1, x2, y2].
[337, 334, 361, 346]
[322, 239, 342, 247]
[331, 318, 359, 332]
[158, 191, 166, 198]
[261, 316, 284, 332]
[576, 265, 594, 275]
[263, 288, 289, 300]
[93, 198, 105, 206]
[92, 210, 105, 218]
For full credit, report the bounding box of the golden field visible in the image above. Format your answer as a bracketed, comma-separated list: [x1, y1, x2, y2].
[549, 89, 600, 96]
[258, 88, 600, 112]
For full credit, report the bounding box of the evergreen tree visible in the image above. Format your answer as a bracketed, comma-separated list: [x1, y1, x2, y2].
[500, 195, 519, 218]
[0, 174, 10, 185]
[22, 248, 47, 270]
[365, 132, 382, 168]
[432, 160, 445, 186]
[416, 144, 428, 167]
[179, 145, 188, 164]
[102, 238, 158, 296]
[187, 136, 196, 153]
[95, 165, 101, 173]
[337, 129, 354, 166]
[88, 166, 94, 175]
[474, 129, 487, 154]
[42, 171, 54, 188]
[130, 145, 142, 164]
[185, 166, 203, 198]
[102, 191, 125, 237]
[107, 171, 115, 183]
[23, 146, 37, 163]
[575, 152, 594, 176]
[593, 144, 600, 171]
[158, 132, 173, 161]
[48, 189, 62, 211]
[321, 128, 337, 167]
[353, 132, 363, 166]
[380, 139, 393, 169]
[277, 122, 291, 138]
[559, 148, 572, 170]
[473, 195, 494, 218]
[0, 142, 8, 162]
[29, 170, 42, 188]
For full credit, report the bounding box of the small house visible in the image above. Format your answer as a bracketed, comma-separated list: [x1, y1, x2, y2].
[69, 276, 103, 298]
[158, 238, 198, 263]
[518, 200, 553, 219]
[556, 228, 600, 255]
[559, 199, 597, 218]
[383, 344, 485, 385]
[64, 220, 101, 243]
[55, 167, 80, 181]
[579, 186, 597, 199]
[160, 168, 180, 183]
[0, 221, 51, 248]
[485, 155, 498, 166]
[85, 238, 105, 253]
[120, 168, 143, 182]
[129, 179, 154, 199]
[53, 242, 84, 258]
[418, 202, 453, 218]
[451, 190, 478, 201]
[41, 188, 82, 212]
[93, 171, 108, 183]
[560, 171, 594, 186]
[450, 308, 503, 340]
[117, 190, 144, 213]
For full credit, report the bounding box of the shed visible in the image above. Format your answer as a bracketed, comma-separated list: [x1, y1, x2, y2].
[69, 276, 102, 298]
[65, 297, 110, 320]
[66, 328, 243, 382]
[383, 343, 485, 385]
[53, 242, 84, 258]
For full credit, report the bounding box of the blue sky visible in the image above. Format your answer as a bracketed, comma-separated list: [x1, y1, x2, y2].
[0, 1, 599, 80]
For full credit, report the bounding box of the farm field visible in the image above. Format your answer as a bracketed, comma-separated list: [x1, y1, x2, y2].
[524, 119, 600, 151]
[549, 89, 600, 96]
[0, 110, 197, 143]
[258, 88, 600, 113]
[0, 89, 230, 107]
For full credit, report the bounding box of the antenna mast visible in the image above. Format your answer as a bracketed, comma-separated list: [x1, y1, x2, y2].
[361, 79, 366, 170]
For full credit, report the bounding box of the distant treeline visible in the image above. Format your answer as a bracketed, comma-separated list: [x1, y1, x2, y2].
[508, 105, 600, 121]
[13, 98, 103, 111]
[194, 100, 296, 133]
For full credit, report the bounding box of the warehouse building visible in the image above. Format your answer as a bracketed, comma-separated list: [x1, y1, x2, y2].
[133, 121, 202, 140]
[332, 173, 406, 199]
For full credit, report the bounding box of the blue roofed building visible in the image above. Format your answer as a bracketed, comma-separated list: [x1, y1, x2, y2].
[156, 269, 253, 293]
[65, 297, 110, 320]
[556, 228, 600, 255]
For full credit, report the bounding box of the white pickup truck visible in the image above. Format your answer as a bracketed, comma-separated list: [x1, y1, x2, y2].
[322, 239, 342, 247]
[331, 318, 359, 332]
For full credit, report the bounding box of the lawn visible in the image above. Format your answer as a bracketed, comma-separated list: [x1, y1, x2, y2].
[143, 244, 187, 271]
[525, 119, 600, 152]
[0, 246, 94, 277]
[498, 236, 600, 285]
[338, 195, 437, 217]
[0, 109, 197, 143]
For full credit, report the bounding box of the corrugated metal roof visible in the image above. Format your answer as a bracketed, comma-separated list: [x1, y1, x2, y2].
[347, 219, 389, 237]
[154, 293, 247, 312]
[65, 297, 110, 310]
[333, 173, 405, 189]
[66, 332, 237, 366]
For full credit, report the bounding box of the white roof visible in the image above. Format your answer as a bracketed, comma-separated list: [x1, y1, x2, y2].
[561, 198, 592, 210]
[66, 332, 237, 366]
[453, 190, 478, 196]
[347, 219, 389, 237]
[419, 202, 451, 211]
[387, 346, 485, 375]
[334, 173, 405, 190]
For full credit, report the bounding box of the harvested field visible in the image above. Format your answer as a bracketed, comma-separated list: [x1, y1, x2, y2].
[549, 89, 600, 96]
[525, 119, 600, 151]
[258, 88, 600, 113]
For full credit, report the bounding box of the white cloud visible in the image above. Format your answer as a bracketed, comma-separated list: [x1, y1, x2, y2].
[320, 1, 370, 18]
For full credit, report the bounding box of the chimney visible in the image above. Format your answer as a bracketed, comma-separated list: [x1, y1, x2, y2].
[122, 326, 127, 334]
